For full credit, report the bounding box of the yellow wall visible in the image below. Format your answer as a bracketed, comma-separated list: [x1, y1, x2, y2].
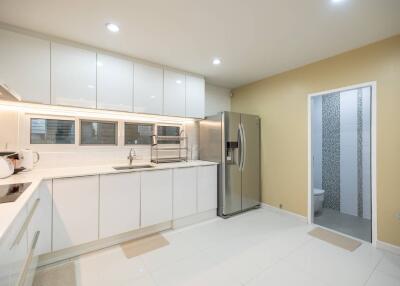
[232, 35, 400, 246]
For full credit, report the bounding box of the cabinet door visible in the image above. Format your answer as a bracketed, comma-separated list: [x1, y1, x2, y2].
[27, 180, 52, 256]
[0, 28, 50, 104]
[173, 168, 197, 219]
[141, 170, 173, 227]
[53, 176, 99, 251]
[0, 206, 28, 286]
[133, 63, 163, 115]
[163, 69, 186, 117]
[99, 173, 140, 238]
[185, 75, 205, 118]
[97, 54, 133, 112]
[197, 165, 218, 212]
[51, 43, 97, 108]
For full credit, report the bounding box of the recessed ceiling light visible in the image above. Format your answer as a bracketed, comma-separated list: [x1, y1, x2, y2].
[106, 23, 120, 33]
[176, 80, 183, 84]
[212, 58, 221, 65]
[331, 0, 345, 4]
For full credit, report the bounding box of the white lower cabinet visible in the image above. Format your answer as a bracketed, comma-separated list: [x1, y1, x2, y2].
[53, 176, 99, 251]
[173, 168, 197, 219]
[28, 180, 52, 256]
[141, 170, 173, 227]
[197, 165, 218, 212]
[99, 173, 140, 239]
[0, 207, 28, 286]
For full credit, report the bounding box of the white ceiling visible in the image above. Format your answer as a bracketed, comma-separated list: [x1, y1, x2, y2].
[0, 0, 399, 88]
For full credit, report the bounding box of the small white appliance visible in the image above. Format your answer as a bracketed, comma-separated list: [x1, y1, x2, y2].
[0, 157, 14, 178]
[19, 149, 40, 171]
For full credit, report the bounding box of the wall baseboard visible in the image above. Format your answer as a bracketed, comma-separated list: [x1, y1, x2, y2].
[376, 240, 400, 255]
[261, 203, 308, 223]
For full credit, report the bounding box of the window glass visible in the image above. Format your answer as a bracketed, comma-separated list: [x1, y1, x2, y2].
[80, 120, 117, 145]
[125, 123, 153, 145]
[157, 125, 181, 144]
[30, 118, 75, 144]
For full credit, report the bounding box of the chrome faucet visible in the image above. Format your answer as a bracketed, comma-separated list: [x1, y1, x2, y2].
[127, 148, 137, 166]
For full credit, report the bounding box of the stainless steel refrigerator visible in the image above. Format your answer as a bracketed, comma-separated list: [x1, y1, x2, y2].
[200, 111, 261, 217]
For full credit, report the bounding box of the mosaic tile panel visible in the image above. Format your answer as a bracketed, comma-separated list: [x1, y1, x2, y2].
[322, 93, 340, 211]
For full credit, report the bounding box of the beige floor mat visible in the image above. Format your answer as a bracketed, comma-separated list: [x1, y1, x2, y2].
[121, 233, 169, 258]
[308, 227, 362, 251]
[33, 262, 76, 286]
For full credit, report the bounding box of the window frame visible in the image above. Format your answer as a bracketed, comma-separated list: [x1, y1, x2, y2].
[79, 119, 119, 146]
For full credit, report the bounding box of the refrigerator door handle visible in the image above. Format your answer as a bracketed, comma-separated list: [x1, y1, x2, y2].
[237, 124, 242, 168]
[240, 123, 246, 171]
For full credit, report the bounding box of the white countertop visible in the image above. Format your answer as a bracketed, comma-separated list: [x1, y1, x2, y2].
[0, 160, 218, 244]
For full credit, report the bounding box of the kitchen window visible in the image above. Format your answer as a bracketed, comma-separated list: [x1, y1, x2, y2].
[30, 118, 75, 144]
[157, 125, 181, 144]
[80, 120, 117, 145]
[125, 123, 154, 145]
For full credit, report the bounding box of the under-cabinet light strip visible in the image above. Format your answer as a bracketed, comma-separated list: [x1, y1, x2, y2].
[0, 100, 195, 124]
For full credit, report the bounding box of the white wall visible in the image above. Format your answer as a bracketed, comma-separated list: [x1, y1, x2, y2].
[340, 89, 359, 216]
[205, 83, 231, 116]
[311, 96, 322, 189]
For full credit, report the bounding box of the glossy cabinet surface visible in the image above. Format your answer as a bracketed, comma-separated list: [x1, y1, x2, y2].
[52, 176, 99, 251]
[185, 75, 205, 118]
[51, 43, 97, 108]
[97, 54, 134, 112]
[99, 173, 140, 238]
[141, 170, 173, 227]
[0, 206, 28, 286]
[163, 69, 186, 117]
[133, 63, 164, 115]
[197, 165, 218, 212]
[27, 180, 52, 256]
[0, 28, 50, 104]
[173, 167, 197, 219]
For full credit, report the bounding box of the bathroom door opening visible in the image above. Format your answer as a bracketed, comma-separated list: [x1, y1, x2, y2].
[308, 82, 376, 243]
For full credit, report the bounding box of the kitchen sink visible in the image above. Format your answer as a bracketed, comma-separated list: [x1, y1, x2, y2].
[113, 165, 155, 171]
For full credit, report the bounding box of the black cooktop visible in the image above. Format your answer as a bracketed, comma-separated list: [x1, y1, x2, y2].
[0, 183, 32, 204]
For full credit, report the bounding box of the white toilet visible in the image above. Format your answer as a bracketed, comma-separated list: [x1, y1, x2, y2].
[313, 188, 325, 214]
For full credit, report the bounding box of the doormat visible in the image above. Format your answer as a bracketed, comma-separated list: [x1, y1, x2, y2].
[308, 227, 361, 251]
[121, 233, 169, 258]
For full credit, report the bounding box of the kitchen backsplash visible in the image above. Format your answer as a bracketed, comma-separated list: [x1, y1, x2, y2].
[0, 110, 200, 169]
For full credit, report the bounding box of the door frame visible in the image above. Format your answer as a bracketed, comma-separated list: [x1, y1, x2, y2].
[307, 81, 377, 245]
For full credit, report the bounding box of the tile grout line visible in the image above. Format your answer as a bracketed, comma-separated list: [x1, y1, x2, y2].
[362, 254, 384, 286]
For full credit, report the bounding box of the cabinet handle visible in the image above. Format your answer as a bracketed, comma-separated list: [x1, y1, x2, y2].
[17, 230, 40, 286]
[10, 198, 40, 250]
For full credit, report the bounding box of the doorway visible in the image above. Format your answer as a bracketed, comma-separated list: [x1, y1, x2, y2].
[308, 82, 376, 243]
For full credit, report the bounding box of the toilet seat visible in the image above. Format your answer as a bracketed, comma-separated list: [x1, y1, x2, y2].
[314, 188, 325, 195]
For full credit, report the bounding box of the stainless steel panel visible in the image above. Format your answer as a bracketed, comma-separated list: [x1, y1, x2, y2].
[222, 112, 242, 215]
[241, 114, 261, 210]
[199, 113, 222, 163]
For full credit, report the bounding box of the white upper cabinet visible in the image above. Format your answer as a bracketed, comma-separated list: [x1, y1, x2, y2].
[133, 63, 163, 115]
[51, 43, 97, 108]
[163, 69, 186, 117]
[185, 75, 205, 118]
[0, 29, 50, 104]
[97, 54, 133, 112]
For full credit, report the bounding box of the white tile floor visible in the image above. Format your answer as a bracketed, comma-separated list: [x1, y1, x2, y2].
[34, 208, 400, 286]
